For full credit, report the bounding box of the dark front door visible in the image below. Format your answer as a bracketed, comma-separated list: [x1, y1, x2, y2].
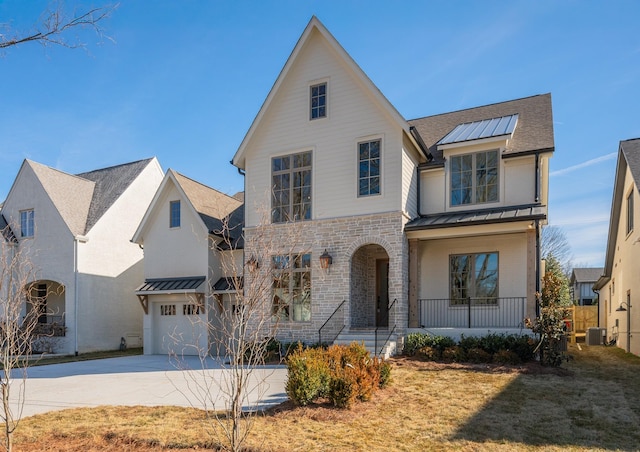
[376, 259, 389, 327]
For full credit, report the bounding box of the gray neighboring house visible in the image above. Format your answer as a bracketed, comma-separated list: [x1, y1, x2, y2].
[570, 268, 603, 306]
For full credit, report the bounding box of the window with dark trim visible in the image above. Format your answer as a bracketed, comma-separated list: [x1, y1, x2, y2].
[20, 209, 34, 237]
[358, 139, 381, 196]
[272, 152, 312, 223]
[170, 200, 180, 228]
[310, 83, 326, 120]
[450, 150, 498, 206]
[450, 252, 498, 305]
[627, 189, 634, 235]
[272, 253, 311, 322]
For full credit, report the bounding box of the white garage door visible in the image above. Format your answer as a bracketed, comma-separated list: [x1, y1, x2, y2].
[153, 301, 204, 355]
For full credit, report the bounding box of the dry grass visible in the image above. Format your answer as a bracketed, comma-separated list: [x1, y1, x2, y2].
[10, 343, 640, 451]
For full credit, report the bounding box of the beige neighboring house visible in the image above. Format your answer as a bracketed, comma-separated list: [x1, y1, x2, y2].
[231, 16, 554, 353]
[594, 138, 640, 355]
[0, 158, 164, 354]
[131, 170, 243, 355]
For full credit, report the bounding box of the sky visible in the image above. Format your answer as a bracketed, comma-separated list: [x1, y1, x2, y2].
[1, 0, 639, 268]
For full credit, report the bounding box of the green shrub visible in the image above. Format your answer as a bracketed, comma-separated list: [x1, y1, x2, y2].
[377, 359, 392, 388]
[417, 345, 440, 361]
[403, 333, 434, 356]
[285, 345, 329, 406]
[328, 369, 357, 408]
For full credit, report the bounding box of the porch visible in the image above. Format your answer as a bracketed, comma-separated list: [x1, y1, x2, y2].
[418, 297, 527, 329]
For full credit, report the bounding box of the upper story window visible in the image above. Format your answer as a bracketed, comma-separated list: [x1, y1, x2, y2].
[626, 189, 634, 235]
[272, 151, 312, 223]
[358, 139, 381, 197]
[20, 209, 34, 238]
[450, 252, 498, 305]
[310, 82, 326, 120]
[170, 200, 180, 228]
[450, 150, 499, 206]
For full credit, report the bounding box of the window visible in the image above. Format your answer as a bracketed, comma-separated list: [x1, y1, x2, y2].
[450, 252, 498, 305]
[358, 139, 381, 196]
[310, 82, 326, 119]
[272, 151, 312, 223]
[160, 304, 176, 316]
[450, 150, 498, 206]
[183, 304, 203, 315]
[627, 190, 634, 235]
[20, 209, 34, 238]
[170, 200, 180, 228]
[272, 253, 311, 322]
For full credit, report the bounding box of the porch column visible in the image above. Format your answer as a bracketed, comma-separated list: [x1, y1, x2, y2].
[526, 229, 537, 320]
[409, 238, 419, 327]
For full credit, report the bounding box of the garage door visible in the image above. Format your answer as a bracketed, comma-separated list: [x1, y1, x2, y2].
[153, 301, 203, 355]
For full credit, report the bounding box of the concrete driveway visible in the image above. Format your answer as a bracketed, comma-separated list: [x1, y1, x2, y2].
[9, 355, 288, 418]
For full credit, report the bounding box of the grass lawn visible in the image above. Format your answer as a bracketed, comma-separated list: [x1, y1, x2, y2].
[9, 343, 640, 451]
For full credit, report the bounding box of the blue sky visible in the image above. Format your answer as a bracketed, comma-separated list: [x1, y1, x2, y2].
[1, 0, 639, 267]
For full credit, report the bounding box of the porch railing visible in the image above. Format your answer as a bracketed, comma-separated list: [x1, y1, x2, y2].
[418, 297, 526, 329]
[318, 300, 346, 346]
[375, 298, 397, 357]
[33, 315, 66, 337]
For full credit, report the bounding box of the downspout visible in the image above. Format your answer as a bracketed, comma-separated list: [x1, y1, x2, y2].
[416, 166, 422, 217]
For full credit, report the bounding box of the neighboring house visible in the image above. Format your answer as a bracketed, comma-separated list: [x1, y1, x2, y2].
[131, 170, 243, 355]
[570, 267, 603, 305]
[230, 16, 554, 352]
[594, 138, 640, 354]
[0, 158, 164, 354]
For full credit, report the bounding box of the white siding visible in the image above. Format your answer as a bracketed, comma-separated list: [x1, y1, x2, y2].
[243, 29, 405, 227]
[401, 135, 420, 219]
[504, 156, 536, 206]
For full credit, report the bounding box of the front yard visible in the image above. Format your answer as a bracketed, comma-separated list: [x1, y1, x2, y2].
[10, 343, 640, 451]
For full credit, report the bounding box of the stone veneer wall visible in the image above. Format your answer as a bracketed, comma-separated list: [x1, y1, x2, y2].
[242, 211, 409, 344]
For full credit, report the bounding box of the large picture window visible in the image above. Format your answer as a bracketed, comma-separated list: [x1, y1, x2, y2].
[272, 253, 311, 322]
[358, 139, 381, 196]
[20, 209, 34, 238]
[450, 252, 498, 305]
[272, 151, 312, 223]
[450, 150, 498, 206]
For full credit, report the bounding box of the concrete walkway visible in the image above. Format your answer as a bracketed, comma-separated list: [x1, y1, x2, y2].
[8, 355, 288, 418]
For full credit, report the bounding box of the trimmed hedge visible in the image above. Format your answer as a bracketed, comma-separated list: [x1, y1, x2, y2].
[404, 332, 536, 364]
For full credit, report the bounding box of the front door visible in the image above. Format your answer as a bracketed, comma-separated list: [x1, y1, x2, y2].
[376, 259, 389, 327]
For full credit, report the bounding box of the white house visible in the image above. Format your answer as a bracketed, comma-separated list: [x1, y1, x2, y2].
[570, 268, 603, 306]
[594, 138, 640, 355]
[0, 158, 164, 354]
[131, 170, 243, 355]
[230, 17, 554, 353]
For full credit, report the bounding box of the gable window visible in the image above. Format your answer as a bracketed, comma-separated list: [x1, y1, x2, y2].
[272, 253, 311, 322]
[272, 151, 312, 223]
[450, 150, 498, 206]
[310, 82, 326, 120]
[450, 252, 498, 305]
[20, 209, 34, 238]
[358, 139, 381, 196]
[627, 189, 634, 235]
[170, 200, 180, 228]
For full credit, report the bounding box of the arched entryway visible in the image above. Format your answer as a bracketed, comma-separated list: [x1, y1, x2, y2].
[349, 244, 390, 328]
[25, 280, 66, 337]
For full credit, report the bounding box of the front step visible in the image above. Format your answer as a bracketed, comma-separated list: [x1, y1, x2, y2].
[333, 329, 397, 359]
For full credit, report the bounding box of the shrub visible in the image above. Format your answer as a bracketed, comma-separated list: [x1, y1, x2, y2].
[492, 349, 522, 365]
[328, 368, 357, 408]
[377, 359, 392, 388]
[466, 347, 492, 363]
[403, 333, 434, 356]
[285, 345, 329, 406]
[441, 346, 465, 363]
[417, 345, 440, 361]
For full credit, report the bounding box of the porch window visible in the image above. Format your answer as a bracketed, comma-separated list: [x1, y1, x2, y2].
[20, 209, 34, 238]
[450, 150, 498, 206]
[272, 253, 311, 322]
[272, 151, 312, 223]
[450, 252, 498, 305]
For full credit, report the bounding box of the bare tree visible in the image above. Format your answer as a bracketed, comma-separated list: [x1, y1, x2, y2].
[172, 204, 313, 452]
[541, 225, 573, 275]
[0, 1, 117, 53]
[0, 228, 44, 452]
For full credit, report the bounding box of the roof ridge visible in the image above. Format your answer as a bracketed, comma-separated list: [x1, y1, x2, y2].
[76, 157, 154, 177]
[172, 170, 239, 201]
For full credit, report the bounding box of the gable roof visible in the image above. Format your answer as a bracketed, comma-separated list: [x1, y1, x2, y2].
[231, 16, 428, 169]
[0, 214, 16, 242]
[571, 267, 604, 284]
[594, 138, 640, 290]
[410, 94, 554, 168]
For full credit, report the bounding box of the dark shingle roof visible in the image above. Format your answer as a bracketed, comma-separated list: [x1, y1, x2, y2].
[571, 268, 604, 284]
[136, 276, 206, 293]
[0, 215, 17, 242]
[409, 94, 554, 168]
[621, 138, 640, 186]
[78, 158, 155, 234]
[405, 204, 546, 231]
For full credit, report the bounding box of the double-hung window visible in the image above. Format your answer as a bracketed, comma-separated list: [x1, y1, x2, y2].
[627, 190, 634, 235]
[358, 139, 381, 196]
[450, 252, 498, 305]
[450, 150, 498, 206]
[272, 253, 311, 322]
[310, 83, 326, 120]
[20, 209, 34, 238]
[272, 151, 312, 223]
[170, 200, 180, 228]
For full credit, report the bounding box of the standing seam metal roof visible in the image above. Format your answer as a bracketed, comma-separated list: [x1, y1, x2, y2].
[438, 114, 519, 145]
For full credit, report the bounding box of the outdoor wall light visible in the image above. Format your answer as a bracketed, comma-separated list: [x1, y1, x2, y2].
[247, 255, 260, 271]
[319, 249, 333, 269]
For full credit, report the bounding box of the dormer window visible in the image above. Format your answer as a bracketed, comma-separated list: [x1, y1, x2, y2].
[170, 200, 180, 228]
[450, 150, 498, 206]
[310, 82, 326, 120]
[20, 209, 34, 238]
